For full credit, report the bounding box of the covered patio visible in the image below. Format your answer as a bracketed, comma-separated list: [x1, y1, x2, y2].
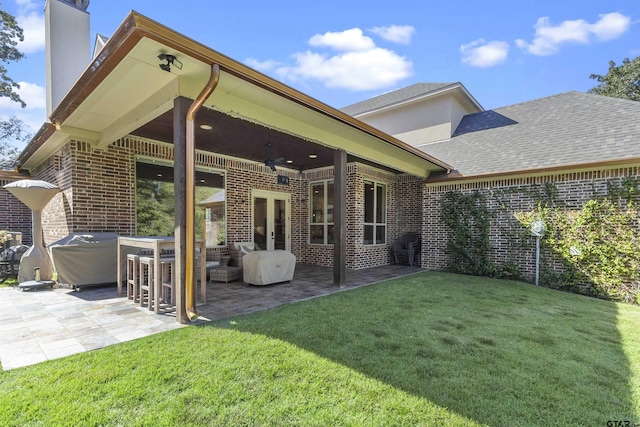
[18, 10, 449, 324]
[0, 264, 422, 370]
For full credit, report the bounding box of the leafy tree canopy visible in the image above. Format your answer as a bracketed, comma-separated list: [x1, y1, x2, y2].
[0, 6, 29, 163]
[588, 56, 640, 101]
[0, 7, 25, 107]
[0, 116, 32, 160]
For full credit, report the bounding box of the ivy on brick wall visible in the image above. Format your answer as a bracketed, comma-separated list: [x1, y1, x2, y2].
[516, 178, 640, 304]
[440, 191, 496, 277]
[442, 178, 639, 304]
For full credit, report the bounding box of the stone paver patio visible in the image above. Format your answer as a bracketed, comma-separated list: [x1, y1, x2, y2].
[0, 264, 422, 370]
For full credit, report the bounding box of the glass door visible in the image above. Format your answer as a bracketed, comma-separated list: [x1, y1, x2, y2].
[252, 190, 290, 251]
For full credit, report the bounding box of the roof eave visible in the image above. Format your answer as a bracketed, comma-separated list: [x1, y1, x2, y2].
[20, 10, 449, 174]
[352, 82, 484, 118]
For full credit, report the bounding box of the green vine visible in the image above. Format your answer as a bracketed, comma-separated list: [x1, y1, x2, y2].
[441, 178, 640, 304]
[440, 191, 494, 277]
[516, 179, 640, 304]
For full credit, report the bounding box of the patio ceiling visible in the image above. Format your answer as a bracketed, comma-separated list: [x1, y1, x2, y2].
[19, 12, 451, 178]
[130, 106, 337, 172]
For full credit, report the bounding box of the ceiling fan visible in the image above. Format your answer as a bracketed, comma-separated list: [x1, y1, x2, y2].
[264, 142, 287, 171]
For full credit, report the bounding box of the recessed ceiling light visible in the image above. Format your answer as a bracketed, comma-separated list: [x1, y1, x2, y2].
[157, 173, 163, 177]
[199, 124, 213, 130]
[308, 154, 318, 159]
[286, 160, 293, 164]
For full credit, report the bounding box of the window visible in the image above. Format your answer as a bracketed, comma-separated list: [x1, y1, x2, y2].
[309, 180, 334, 245]
[364, 181, 386, 245]
[135, 158, 226, 247]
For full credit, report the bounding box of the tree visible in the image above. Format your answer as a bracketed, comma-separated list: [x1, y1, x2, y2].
[588, 56, 640, 101]
[0, 116, 31, 159]
[0, 7, 25, 107]
[0, 6, 30, 163]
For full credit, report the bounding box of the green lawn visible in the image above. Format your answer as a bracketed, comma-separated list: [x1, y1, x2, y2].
[0, 277, 17, 288]
[0, 272, 638, 426]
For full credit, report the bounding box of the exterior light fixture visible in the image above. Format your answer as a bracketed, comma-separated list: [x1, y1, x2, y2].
[308, 154, 318, 159]
[286, 160, 293, 164]
[158, 53, 183, 72]
[199, 124, 213, 130]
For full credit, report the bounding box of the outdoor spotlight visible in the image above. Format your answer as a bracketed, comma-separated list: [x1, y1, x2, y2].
[158, 53, 183, 72]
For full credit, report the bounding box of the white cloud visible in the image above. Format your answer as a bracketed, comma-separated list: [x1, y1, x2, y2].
[515, 12, 631, 56]
[249, 27, 413, 91]
[370, 25, 415, 44]
[0, 81, 46, 110]
[16, 11, 45, 54]
[16, 0, 39, 11]
[245, 58, 282, 72]
[308, 28, 376, 52]
[460, 39, 509, 68]
[0, 81, 47, 143]
[278, 48, 412, 91]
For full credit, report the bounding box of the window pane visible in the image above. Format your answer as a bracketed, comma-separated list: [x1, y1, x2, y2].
[327, 182, 334, 223]
[311, 183, 324, 223]
[274, 199, 286, 250]
[327, 225, 334, 245]
[136, 179, 175, 237]
[376, 184, 386, 223]
[364, 182, 374, 223]
[136, 161, 226, 247]
[364, 225, 373, 245]
[310, 225, 325, 244]
[375, 225, 386, 245]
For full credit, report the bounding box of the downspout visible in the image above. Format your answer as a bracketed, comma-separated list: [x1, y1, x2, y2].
[185, 63, 220, 321]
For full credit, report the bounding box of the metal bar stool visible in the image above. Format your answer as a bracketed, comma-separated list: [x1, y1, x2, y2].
[126, 254, 140, 302]
[138, 256, 154, 311]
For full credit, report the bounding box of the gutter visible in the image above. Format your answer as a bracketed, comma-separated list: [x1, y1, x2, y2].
[424, 157, 640, 184]
[184, 63, 220, 321]
[19, 10, 449, 174]
[16, 123, 56, 169]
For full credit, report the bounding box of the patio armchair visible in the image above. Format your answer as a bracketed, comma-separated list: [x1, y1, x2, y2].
[0, 244, 29, 283]
[392, 233, 421, 266]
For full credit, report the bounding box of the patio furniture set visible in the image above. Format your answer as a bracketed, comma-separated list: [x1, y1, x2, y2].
[209, 242, 296, 286]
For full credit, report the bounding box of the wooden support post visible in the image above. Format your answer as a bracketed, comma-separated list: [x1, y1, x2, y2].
[333, 149, 347, 287]
[173, 97, 190, 324]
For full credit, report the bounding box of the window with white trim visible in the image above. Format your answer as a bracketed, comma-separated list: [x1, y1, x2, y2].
[309, 180, 334, 245]
[364, 181, 386, 245]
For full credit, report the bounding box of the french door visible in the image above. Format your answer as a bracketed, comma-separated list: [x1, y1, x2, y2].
[252, 189, 290, 251]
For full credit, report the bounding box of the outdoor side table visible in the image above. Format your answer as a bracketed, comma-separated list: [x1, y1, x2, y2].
[209, 266, 242, 283]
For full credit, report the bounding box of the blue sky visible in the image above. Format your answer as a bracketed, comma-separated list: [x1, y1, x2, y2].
[1, 0, 639, 150]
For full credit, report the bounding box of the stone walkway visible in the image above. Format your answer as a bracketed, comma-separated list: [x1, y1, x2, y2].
[0, 285, 183, 370]
[0, 264, 423, 370]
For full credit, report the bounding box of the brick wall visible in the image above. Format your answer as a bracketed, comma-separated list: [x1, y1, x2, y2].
[0, 179, 33, 245]
[29, 135, 424, 270]
[423, 166, 640, 280]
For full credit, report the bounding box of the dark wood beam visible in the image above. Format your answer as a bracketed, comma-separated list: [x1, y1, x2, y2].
[333, 149, 347, 287]
[174, 96, 190, 323]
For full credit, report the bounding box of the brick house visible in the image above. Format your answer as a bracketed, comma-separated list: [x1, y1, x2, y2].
[6, 2, 640, 320]
[345, 86, 640, 279]
[10, 3, 452, 321]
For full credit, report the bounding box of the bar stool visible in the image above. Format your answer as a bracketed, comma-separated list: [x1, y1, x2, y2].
[126, 254, 140, 302]
[138, 256, 154, 311]
[157, 256, 176, 313]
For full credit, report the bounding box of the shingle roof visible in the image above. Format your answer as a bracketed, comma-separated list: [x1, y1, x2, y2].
[423, 91, 640, 176]
[341, 82, 456, 116]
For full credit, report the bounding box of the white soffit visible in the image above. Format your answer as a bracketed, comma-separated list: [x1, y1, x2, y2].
[57, 37, 441, 176]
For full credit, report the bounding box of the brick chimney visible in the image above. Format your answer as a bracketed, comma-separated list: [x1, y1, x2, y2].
[44, 0, 90, 117]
